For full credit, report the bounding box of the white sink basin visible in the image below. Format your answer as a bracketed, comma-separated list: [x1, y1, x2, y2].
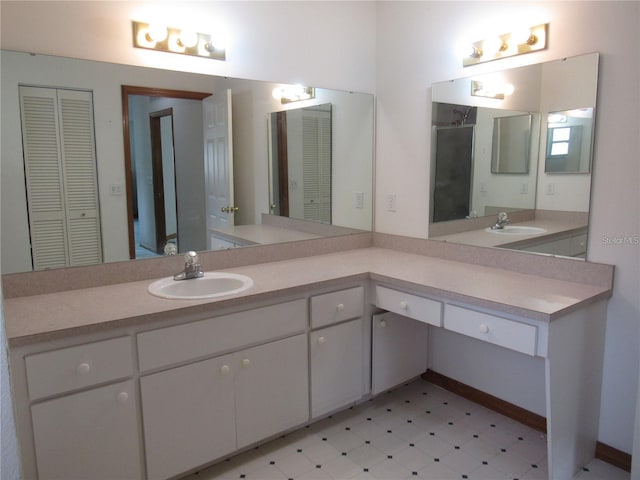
[485, 225, 547, 235]
[148, 272, 253, 300]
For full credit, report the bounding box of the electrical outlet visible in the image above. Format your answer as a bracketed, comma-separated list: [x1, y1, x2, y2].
[520, 183, 529, 194]
[355, 192, 364, 209]
[109, 184, 124, 195]
[387, 194, 396, 212]
[546, 183, 555, 195]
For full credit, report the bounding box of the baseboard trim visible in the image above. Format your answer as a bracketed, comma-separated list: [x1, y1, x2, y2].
[422, 369, 547, 433]
[595, 441, 632, 472]
[421, 369, 631, 472]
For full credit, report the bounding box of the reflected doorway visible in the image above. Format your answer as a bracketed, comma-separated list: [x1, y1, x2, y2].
[149, 108, 177, 254]
[122, 86, 211, 259]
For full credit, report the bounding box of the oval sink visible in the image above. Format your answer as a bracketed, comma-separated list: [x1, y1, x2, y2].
[485, 225, 547, 235]
[148, 272, 253, 300]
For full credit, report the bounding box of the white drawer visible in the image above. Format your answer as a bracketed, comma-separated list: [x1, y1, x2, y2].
[138, 299, 306, 371]
[444, 304, 537, 356]
[25, 337, 133, 400]
[310, 286, 364, 328]
[375, 286, 442, 326]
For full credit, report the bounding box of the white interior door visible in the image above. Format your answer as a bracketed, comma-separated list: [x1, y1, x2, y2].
[203, 90, 233, 248]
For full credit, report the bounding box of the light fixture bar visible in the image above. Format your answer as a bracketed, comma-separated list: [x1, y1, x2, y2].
[463, 23, 548, 67]
[132, 21, 225, 61]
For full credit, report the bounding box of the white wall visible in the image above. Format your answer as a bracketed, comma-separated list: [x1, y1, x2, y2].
[375, 1, 639, 455]
[0, 0, 638, 472]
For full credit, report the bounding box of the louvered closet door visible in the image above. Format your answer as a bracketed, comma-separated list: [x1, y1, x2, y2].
[57, 89, 102, 266]
[20, 86, 68, 269]
[302, 110, 331, 223]
[19, 86, 102, 270]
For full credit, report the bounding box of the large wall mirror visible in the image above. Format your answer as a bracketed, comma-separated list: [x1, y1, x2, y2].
[429, 53, 599, 259]
[1, 50, 374, 274]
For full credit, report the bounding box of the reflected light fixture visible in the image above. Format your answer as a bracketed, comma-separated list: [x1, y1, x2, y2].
[471, 80, 514, 100]
[463, 23, 548, 67]
[132, 21, 225, 60]
[271, 85, 316, 104]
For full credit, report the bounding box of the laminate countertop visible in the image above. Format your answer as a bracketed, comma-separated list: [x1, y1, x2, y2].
[430, 219, 587, 249]
[3, 247, 613, 345]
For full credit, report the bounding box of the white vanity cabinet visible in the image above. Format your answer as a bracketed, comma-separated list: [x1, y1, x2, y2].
[371, 312, 429, 395]
[23, 337, 141, 480]
[138, 299, 309, 479]
[140, 354, 236, 480]
[31, 380, 140, 480]
[309, 286, 368, 418]
[234, 334, 308, 447]
[371, 285, 440, 395]
[141, 334, 308, 480]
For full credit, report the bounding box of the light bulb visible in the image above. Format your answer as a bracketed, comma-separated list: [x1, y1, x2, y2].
[482, 37, 503, 55]
[179, 30, 199, 48]
[146, 24, 168, 43]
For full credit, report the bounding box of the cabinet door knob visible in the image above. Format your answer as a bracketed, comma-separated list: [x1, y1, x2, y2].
[117, 391, 129, 403]
[379, 320, 387, 328]
[317, 336, 326, 344]
[220, 365, 231, 375]
[479, 323, 490, 334]
[241, 358, 251, 367]
[77, 362, 91, 374]
[336, 303, 345, 311]
[400, 301, 408, 310]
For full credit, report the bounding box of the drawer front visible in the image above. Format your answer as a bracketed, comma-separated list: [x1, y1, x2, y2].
[375, 286, 442, 326]
[444, 304, 537, 356]
[311, 286, 364, 328]
[25, 337, 133, 400]
[138, 299, 306, 371]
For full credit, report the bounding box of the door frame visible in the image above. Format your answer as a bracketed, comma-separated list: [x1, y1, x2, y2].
[121, 86, 210, 259]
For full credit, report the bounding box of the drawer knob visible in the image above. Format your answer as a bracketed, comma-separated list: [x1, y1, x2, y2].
[336, 303, 345, 311]
[317, 336, 326, 344]
[479, 323, 490, 334]
[379, 320, 388, 328]
[77, 362, 91, 374]
[220, 365, 231, 375]
[117, 391, 129, 403]
[400, 301, 408, 310]
[241, 358, 251, 368]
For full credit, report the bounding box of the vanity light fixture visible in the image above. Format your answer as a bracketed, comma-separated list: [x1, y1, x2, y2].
[271, 85, 316, 104]
[463, 23, 548, 67]
[132, 21, 225, 61]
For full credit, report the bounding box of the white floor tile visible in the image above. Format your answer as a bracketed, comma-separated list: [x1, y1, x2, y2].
[183, 380, 630, 480]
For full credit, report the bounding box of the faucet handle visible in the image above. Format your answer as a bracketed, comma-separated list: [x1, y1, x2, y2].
[185, 251, 198, 265]
[498, 212, 509, 222]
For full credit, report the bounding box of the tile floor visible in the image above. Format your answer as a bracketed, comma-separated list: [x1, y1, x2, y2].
[183, 379, 630, 480]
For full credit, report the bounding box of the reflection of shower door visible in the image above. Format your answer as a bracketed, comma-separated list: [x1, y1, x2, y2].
[433, 125, 474, 222]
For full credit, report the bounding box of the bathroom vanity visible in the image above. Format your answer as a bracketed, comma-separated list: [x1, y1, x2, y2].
[3, 238, 613, 480]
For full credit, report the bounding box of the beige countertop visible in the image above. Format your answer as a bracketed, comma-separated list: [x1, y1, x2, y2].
[431, 219, 587, 248]
[211, 224, 321, 245]
[4, 247, 612, 346]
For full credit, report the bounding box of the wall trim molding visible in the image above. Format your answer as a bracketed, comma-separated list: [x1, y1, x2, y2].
[422, 369, 631, 472]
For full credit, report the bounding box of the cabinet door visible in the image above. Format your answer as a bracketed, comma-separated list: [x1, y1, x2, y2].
[31, 380, 140, 480]
[310, 319, 365, 418]
[372, 312, 429, 395]
[141, 354, 236, 480]
[235, 334, 308, 448]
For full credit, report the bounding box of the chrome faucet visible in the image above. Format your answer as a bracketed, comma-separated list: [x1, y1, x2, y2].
[490, 212, 511, 230]
[174, 251, 204, 280]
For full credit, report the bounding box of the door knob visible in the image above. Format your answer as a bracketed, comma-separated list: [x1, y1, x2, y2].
[77, 362, 91, 374]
